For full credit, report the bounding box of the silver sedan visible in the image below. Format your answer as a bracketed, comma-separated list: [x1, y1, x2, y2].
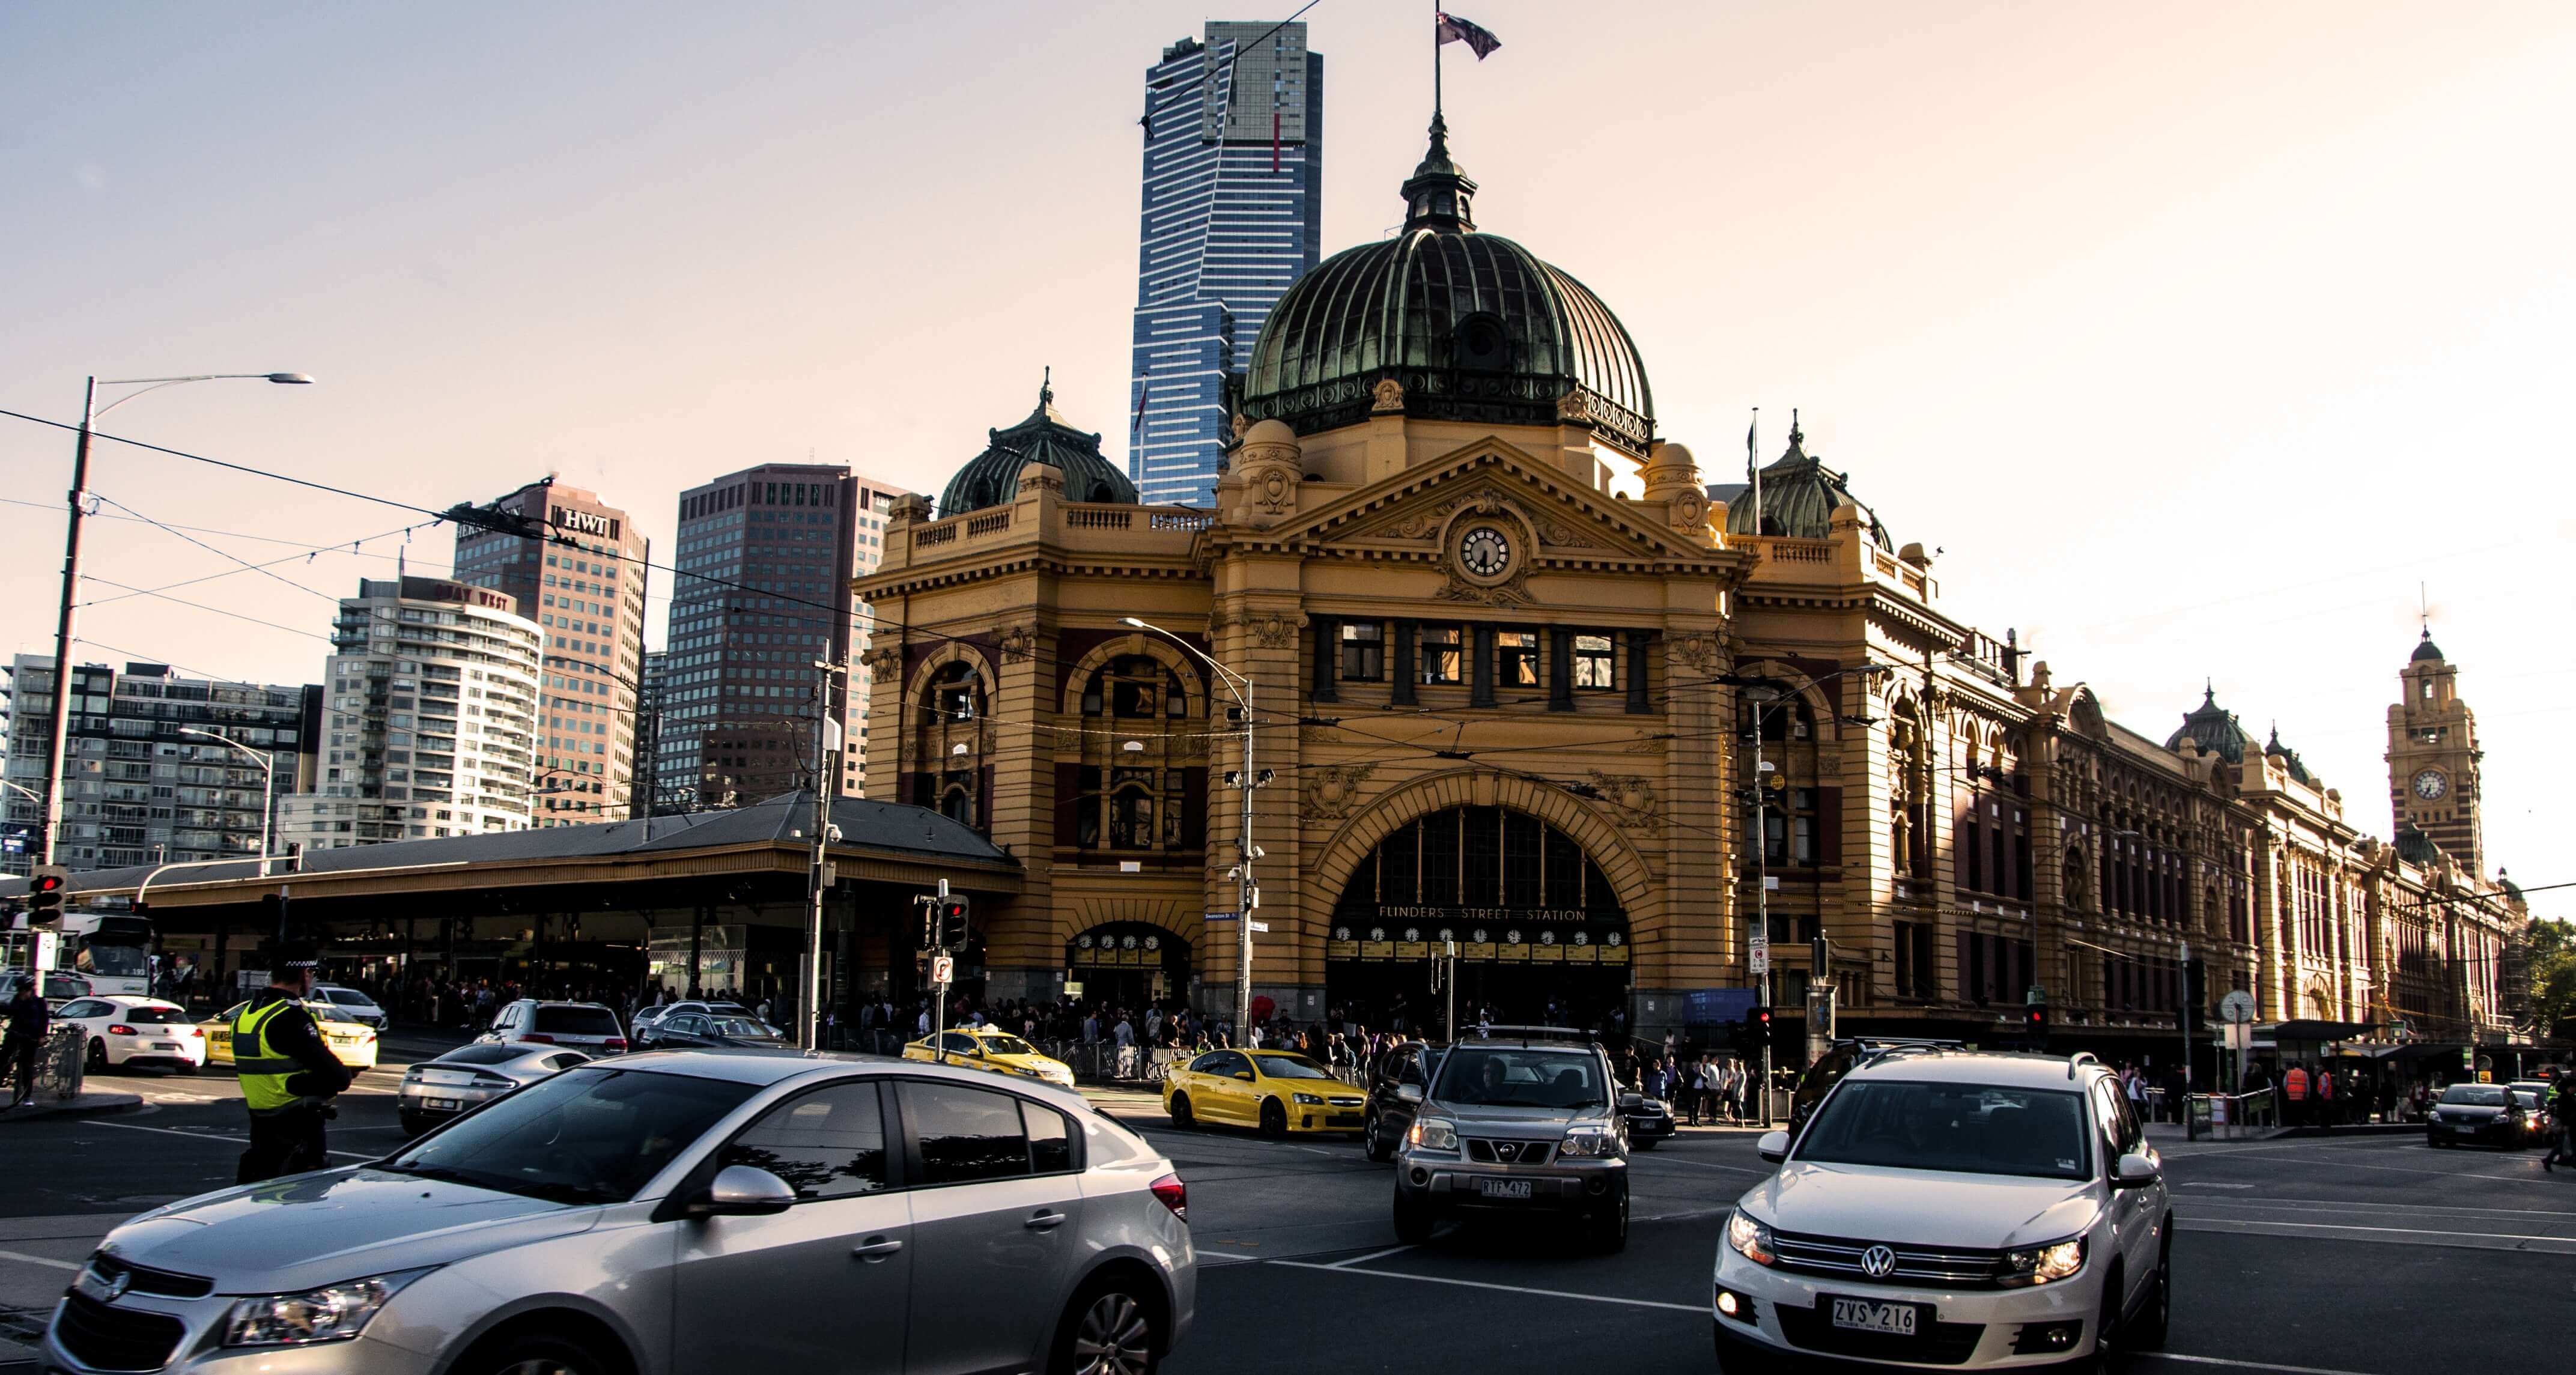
[49, 1051, 1194, 1375]
[396, 1042, 594, 1136]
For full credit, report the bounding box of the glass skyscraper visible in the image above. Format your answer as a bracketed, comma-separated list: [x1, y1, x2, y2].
[1128, 21, 1323, 507]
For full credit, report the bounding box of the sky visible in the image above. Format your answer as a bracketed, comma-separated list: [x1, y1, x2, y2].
[4, 2, 2571, 915]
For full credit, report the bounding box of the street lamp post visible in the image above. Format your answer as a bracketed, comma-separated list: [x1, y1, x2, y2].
[1123, 617, 1262, 1043]
[38, 372, 312, 867]
[177, 727, 275, 879]
[803, 656, 849, 1052]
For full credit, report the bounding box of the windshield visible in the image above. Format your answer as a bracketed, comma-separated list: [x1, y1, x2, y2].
[322, 989, 377, 1007]
[1434, 1046, 1609, 1108]
[2441, 1085, 2509, 1107]
[1251, 1053, 1336, 1081]
[76, 942, 151, 978]
[710, 1018, 771, 1038]
[976, 1034, 1040, 1057]
[45, 976, 93, 998]
[1797, 1080, 2091, 1181]
[308, 1002, 363, 1025]
[533, 1007, 622, 1036]
[382, 1067, 755, 1204]
[124, 1004, 187, 1023]
[2514, 1092, 2539, 1110]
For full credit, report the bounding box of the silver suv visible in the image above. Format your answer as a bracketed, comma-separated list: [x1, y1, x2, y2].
[1390, 1027, 1630, 1252]
[48, 1052, 1194, 1375]
[1713, 1049, 2171, 1372]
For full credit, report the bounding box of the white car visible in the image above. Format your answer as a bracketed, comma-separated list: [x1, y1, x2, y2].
[1713, 1049, 2171, 1373]
[311, 983, 390, 1031]
[53, 995, 207, 1073]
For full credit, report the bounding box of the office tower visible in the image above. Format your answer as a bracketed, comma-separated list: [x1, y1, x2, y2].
[0, 657, 320, 875]
[273, 577, 541, 851]
[1129, 20, 1323, 506]
[658, 464, 898, 807]
[450, 478, 651, 825]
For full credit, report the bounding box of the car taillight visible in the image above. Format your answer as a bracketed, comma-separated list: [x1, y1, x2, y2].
[604, 1038, 627, 1052]
[1149, 1173, 1188, 1223]
[520, 1034, 555, 1044]
[108, 1024, 136, 1036]
[186, 1027, 202, 1037]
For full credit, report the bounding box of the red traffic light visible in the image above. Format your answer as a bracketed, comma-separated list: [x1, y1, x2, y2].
[29, 873, 65, 896]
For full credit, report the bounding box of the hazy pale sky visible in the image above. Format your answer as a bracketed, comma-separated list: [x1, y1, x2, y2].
[4, 2, 2569, 914]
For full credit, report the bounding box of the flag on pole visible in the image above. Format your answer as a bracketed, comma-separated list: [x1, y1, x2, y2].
[1747, 410, 1763, 535]
[1132, 371, 1152, 438]
[1436, 11, 1501, 58]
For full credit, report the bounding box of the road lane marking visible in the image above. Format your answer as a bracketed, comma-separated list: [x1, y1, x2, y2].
[2180, 1217, 2576, 1254]
[2140, 1353, 2383, 1375]
[1271, 1259, 1707, 1313]
[0, 1249, 83, 1272]
[1327, 1245, 1414, 1268]
[2178, 1147, 2537, 1184]
[91, 1120, 377, 1161]
[1633, 1155, 1768, 1176]
[2187, 1195, 2576, 1220]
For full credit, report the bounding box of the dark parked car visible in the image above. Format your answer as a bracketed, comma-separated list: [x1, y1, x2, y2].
[634, 1010, 791, 1052]
[1619, 1088, 1675, 1149]
[1362, 1040, 1439, 1162]
[2427, 1082, 2524, 1149]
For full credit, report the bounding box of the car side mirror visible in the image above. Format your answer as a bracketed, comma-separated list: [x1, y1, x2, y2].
[1396, 1083, 1424, 1105]
[1234, 1071, 1256, 1082]
[2112, 1152, 2160, 1189]
[694, 1165, 797, 1217]
[1756, 1131, 1791, 1164]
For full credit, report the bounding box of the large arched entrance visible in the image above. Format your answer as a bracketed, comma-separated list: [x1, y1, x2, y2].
[1326, 805, 1630, 1037]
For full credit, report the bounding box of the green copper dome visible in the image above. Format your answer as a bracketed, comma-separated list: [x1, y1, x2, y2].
[2165, 685, 2252, 763]
[1240, 116, 1655, 456]
[1722, 419, 1892, 548]
[940, 375, 1138, 517]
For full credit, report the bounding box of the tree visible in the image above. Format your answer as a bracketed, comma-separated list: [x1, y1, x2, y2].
[2527, 919, 2576, 1043]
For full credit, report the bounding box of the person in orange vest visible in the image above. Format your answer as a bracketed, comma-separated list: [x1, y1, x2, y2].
[2283, 1061, 2310, 1128]
[2316, 1066, 2336, 1129]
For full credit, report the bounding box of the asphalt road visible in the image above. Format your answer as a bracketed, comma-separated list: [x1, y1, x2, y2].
[4, 1057, 2571, 1375]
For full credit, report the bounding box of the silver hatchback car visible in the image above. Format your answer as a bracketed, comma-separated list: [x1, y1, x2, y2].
[49, 1052, 1194, 1375]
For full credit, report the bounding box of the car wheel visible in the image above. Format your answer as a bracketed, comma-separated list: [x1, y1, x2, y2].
[2086, 1262, 2125, 1373]
[1585, 1187, 1629, 1254]
[1392, 1189, 1435, 1244]
[87, 1039, 109, 1073]
[1049, 1273, 1162, 1375]
[1363, 1113, 1394, 1162]
[456, 1329, 610, 1375]
[1167, 1093, 1194, 1130]
[2131, 1234, 2172, 1349]
[2426, 1135, 2445, 1149]
[1259, 1097, 1287, 1138]
[177, 1062, 199, 1076]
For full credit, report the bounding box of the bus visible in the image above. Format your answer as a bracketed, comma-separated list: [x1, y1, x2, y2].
[2, 912, 155, 997]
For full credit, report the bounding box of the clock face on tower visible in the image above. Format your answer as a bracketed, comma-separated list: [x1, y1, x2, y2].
[2412, 769, 2448, 801]
[1458, 525, 1511, 578]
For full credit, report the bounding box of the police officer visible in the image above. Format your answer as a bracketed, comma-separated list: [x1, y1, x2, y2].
[2545, 1075, 2574, 1173]
[233, 942, 353, 1183]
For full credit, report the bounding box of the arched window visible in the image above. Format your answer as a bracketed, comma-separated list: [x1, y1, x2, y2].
[1066, 652, 1203, 857]
[913, 660, 989, 834]
[938, 774, 977, 828]
[921, 661, 985, 725]
[1083, 655, 1188, 718]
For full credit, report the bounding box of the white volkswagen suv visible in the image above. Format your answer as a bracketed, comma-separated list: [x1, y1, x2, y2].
[1712, 1049, 2170, 1373]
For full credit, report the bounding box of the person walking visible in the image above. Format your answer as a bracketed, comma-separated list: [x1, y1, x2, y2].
[3, 979, 49, 1109]
[232, 942, 354, 1184]
[2545, 1076, 2574, 1172]
[2282, 1061, 2310, 1127]
[2315, 1066, 2336, 1129]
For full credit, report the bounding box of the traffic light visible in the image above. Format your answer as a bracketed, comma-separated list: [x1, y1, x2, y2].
[1743, 1006, 1772, 1051]
[2182, 959, 2208, 1034]
[934, 896, 970, 950]
[26, 866, 69, 927]
[2026, 1004, 2050, 1040]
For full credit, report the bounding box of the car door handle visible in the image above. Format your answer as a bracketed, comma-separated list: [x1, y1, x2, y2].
[1024, 1211, 1068, 1231]
[851, 1237, 904, 1261]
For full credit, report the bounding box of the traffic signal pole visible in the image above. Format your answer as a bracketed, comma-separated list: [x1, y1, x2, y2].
[37, 379, 97, 868]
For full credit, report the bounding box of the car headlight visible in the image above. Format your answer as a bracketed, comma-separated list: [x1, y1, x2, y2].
[221, 1268, 434, 1347]
[1726, 1209, 1776, 1266]
[1561, 1126, 1624, 1158]
[1408, 1116, 1458, 1150]
[2001, 1236, 2087, 1287]
[1293, 1091, 1326, 1105]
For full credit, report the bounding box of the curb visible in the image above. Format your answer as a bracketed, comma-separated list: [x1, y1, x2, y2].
[0, 1093, 144, 1123]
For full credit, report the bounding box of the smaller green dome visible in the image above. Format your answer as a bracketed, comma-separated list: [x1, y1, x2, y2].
[2410, 628, 2445, 663]
[939, 374, 1139, 517]
[2166, 684, 2252, 763]
[1721, 418, 1891, 548]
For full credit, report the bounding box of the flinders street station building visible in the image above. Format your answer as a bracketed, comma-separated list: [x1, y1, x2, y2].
[854, 116, 2531, 1061]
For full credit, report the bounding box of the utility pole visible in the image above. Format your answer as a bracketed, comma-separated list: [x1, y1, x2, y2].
[1751, 694, 1772, 1126]
[801, 655, 846, 1051]
[38, 378, 96, 867]
[1234, 676, 1259, 1042]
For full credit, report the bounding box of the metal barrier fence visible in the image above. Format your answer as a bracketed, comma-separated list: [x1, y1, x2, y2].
[2, 1027, 86, 1106]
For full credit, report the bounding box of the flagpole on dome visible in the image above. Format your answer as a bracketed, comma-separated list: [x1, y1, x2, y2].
[1433, 1, 1443, 120]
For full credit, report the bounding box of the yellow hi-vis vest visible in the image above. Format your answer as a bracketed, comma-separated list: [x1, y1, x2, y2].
[233, 999, 316, 1115]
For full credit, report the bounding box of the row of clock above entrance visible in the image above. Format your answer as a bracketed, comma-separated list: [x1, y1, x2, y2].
[1308, 618, 1657, 714]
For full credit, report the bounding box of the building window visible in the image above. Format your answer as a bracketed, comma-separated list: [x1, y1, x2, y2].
[1892, 920, 1935, 1000]
[1418, 625, 1462, 685]
[1572, 634, 1616, 690]
[1496, 631, 1541, 688]
[1340, 623, 1385, 682]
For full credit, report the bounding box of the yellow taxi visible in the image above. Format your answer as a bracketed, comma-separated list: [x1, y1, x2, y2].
[902, 1026, 1076, 1088]
[1162, 1048, 1366, 1137]
[202, 998, 381, 1072]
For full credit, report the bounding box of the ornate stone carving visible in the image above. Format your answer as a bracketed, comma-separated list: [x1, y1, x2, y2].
[1299, 762, 1377, 822]
[1555, 389, 1592, 423]
[1534, 517, 1596, 549]
[1299, 725, 1346, 745]
[1231, 412, 1252, 440]
[1585, 772, 1663, 830]
[1372, 377, 1406, 413]
[1434, 565, 1536, 608]
[862, 643, 905, 675]
[1225, 610, 1298, 651]
[1669, 631, 1722, 678]
[995, 623, 1039, 664]
[1665, 487, 1709, 530]
[1621, 736, 1665, 755]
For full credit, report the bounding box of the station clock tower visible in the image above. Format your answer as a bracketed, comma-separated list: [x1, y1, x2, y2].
[2386, 628, 2483, 873]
